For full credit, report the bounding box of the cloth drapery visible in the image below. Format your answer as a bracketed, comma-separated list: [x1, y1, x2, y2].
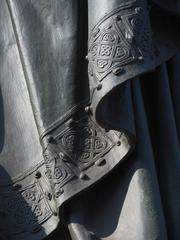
[65, 58, 180, 240]
[0, 0, 179, 239]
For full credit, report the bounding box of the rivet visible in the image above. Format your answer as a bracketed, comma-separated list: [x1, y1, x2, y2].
[112, 67, 123, 75]
[97, 84, 102, 90]
[79, 172, 89, 180]
[138, 56, 143, 61]
[45, 192, 52, 201]
[55, 188, 64, 198]
[60, 153, 69, 163]
[31, 225, 42, 233]
[85, 105, 92, 114]
[125, 32, 132, 40]
[90, 71, 94, 77]
[116, 140, 121, 146]
[135, 7, 142, 13]
[85, 55, 89, 61]
[35, 171, 41, 179]
[95, 158, 106, 166]
[47, 136, 55, 144]
[115, 15, 121, 21]
[12, 184, 22, 191]
[60, 188, 64, 194]
[59, 152, 65, 158]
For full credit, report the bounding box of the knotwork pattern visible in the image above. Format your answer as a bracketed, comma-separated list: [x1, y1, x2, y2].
[88, 1, 152, 81]
[0, 179, 53, 234]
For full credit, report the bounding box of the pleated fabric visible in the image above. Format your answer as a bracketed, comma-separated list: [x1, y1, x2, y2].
[48, 55, 180, 240]
[0, 0, 180, 239]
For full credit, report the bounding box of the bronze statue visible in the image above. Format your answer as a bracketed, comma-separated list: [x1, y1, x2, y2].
[0, 0, 179, 239]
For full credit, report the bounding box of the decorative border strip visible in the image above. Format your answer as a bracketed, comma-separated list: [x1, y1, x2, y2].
[0, 163, 56, 236]
[40, 104, 131, 207]
[87, 0, 153, 83]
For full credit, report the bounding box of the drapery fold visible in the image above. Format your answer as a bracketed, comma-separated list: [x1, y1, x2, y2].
[66, 57, 180, 240]
[0, 0, 179, 239]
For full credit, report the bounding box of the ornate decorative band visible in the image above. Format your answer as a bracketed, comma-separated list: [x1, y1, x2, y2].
[0, 163, 57, 238]
[87, 0, 153, 83]
[40, 104, 131, 207]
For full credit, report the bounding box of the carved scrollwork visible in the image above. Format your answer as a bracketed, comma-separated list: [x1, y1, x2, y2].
[88, 1, 153, 82]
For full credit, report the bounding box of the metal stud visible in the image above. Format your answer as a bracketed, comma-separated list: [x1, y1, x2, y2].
[125, 31, 132, 40]
[79, 172, 89, 180]
[60, 152, 69, 162]
[85, 105, 92, 114]
[35, 171, 41, 179]
[90, 71, 94, 77]
[59, 152, 65, 159]
[95, 158, 106, 166]
[45, 192, 52, 201]
[97, 84, 102, 90]
[138, 56, 143, 61]
[47, 136, 55, 144]
[116, 140, 121, 146]
[115, 15, 121, 21]
[55, 188, 64, 198]
[112, 67, 123, 75]
[53, 212, 58, 216]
